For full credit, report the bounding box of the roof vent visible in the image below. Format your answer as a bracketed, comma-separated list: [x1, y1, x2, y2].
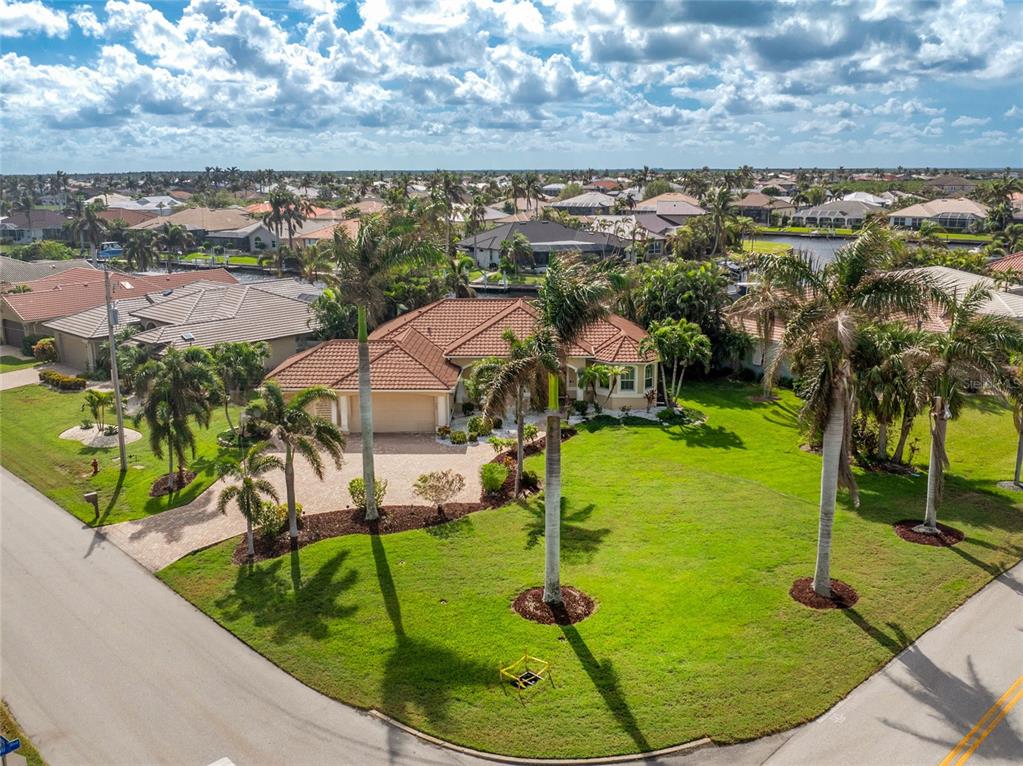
[181, 332, 194, 342]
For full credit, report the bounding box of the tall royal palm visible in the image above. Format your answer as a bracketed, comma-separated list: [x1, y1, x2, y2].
[706, 186, 736, 257]
[247, 382, 345, 544]
[535, 255, 612, 604]
[760, 227, 931, 598]
[439, 172, 465, 257]
[907, 284, 1023, 533]
[217, 442, 283, 560]
[326, 215, 442, 521]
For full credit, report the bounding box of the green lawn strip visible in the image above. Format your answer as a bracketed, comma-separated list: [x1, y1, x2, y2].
[158, 383, 1023, 758]
[1, 700, 47, 766]
[740, 241, 792, 255]
[0, 356, 38, 373]
[0, 384, 242, 525]
[755, 226, 992, 243]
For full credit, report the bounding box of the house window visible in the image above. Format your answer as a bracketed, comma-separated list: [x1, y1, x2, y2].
[619, 366, 636, 392]
[644, 364, 653, 390]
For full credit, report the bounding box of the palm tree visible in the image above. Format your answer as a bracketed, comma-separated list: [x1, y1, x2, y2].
[640, 318, 710, 409]
[705, 187, 736, 257]
[854, 323, 921, 459]
[216, 442, 283, 560]
[915, 220, 946, 248]
[535, 255, 612, 604]
[210, 341, 270, 446]
[13, 192, 35, 240]
[326, 215, 442, 521]
[907, 285, 1023, 533]
[155, 223, 194, 272]
[81, 389, 115, 429]
[728, 276, 791, 399]
[445, 254, 477, 298]
[66, 201, 107, 258]
[296, 244, 333, 284]
[466, 194, 488, 236]
[135, 347, 221, 490]
[122, 230, 159, 272]
[246, 382, 345, 544]
[523, 172, 543, 218]
[477, 332, 558, 496]
[760, 227, 932, 598]
[499, 233, 533, 274]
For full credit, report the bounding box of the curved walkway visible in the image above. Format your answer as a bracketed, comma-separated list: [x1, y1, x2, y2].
[101, 434, 494, 571]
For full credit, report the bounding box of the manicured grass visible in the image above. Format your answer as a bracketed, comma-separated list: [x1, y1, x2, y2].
[0, 384, 242, 525]
[181, 253, 262, 266]
[0, 355, 38, 373]
[756, 225, 992, 243]
[741, 240, 792, 255]
[473, 271, 546, 285]
[159, 383, 1023, 758]
[1, 700, 46, 766]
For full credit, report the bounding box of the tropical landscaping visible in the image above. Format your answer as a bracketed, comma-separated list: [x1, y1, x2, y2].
[160, 382, 1023, 758]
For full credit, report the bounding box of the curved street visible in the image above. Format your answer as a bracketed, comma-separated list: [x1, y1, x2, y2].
[2, 467, 1020, 766]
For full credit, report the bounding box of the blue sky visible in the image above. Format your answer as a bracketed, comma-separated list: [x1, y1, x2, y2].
[1, 0, 1021, 173]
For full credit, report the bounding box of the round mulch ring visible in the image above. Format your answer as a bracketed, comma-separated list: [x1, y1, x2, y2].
[893, 520, 964, 547]
[996, 480, 1023, 493]
[59, 425, 142, 448]
[149, 471, 197, 498]
[789, 577, 859, 610]
[512, 586, 595, 625]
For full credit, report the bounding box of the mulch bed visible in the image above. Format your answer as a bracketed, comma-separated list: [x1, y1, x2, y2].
[512, 585, 595, 625]
[893, 520, 964, 547]
[149, 470, 197, 497]
[233, 503, 481, 563]
[789, 577, 859, 610]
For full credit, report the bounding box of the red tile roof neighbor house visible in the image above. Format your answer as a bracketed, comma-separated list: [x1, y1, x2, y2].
[989, 252, 1023, 274]
[265, 298, 657, 433]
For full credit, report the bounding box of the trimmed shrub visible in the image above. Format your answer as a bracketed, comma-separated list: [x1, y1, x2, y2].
[572, 400, 589, 417]
[461, 402, 475, 416]
[80, 418, 93, 429]
[488, 435, 516, 453]
[466, 415, 493, 436]
[468, 431, 479, 443]
[21, 334, 47, 357]
[491, 416, 503, 429]
[254, 501, 303, 540]
[481, 462, 509, 494]
[348, 477, 388, 510]
[450, 430, 467, 445]
[39, 369, 87, 390]
[413, 470, 465, 508]
[523, 423, 539, 441]
[32, 337, 57, 362]
[520, 469, 540, 492]
[436, 425, 451, 439]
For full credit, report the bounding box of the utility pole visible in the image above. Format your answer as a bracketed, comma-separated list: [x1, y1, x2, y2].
[104, 268, 128, 469]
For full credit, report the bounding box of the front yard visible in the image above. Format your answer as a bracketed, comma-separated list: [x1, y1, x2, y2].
[0, 384, 242, 525]
[159, 383, 1023, 758]
[0, 355, 38, 373]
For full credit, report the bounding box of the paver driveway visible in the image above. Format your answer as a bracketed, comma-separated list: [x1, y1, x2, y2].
[101, 434, 494, 571]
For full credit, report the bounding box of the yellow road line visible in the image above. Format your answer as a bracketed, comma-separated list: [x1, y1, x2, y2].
[938, 674, 1023, 766]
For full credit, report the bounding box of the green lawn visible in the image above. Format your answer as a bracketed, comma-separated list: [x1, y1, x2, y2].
[473, 271, 546, 285]
[159, 383, 1023, 758]
[756, 225, 992, 243]
[182, 253, 262, 266]
[0, 384, 243, 525]
[741, 240, 792, 255]
[1, 701, 46, 766]
[0, 355, 38, 373]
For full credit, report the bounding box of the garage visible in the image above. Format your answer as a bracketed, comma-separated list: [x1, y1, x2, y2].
[346, 392, 440, 434]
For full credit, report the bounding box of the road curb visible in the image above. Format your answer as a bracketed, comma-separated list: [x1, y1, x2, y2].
[367, 709, 714, 764]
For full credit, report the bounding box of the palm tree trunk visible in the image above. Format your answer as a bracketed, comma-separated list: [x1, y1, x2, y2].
[921, 398, 947, 532]
[357, 306, 378, 521]
[543, 372, 562, 605]
[1014, 429, 1023, 487]
[812, 388, 844, 598]
[285, 446, 299, 541]
[660, 364, 673, 411]
[246, 517, 255, 559]
[515, 385, 524, 497]
[893, 409, 914, 464]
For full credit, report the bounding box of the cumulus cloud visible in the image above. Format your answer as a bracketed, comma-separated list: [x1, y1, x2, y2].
[0, 0, 68, 37]
[951, 115, 990, 128]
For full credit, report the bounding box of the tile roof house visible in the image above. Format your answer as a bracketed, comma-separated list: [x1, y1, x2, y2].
[926, 174, 977, 195]
[633, 192, 702, 211]
[458, 220, 627, 269]
[551, 192, 615, 215]
[735, 192, 796, 224]
[0, 256, 95, 286]
[96, 208, 160, 227]
[988, 251, 1023, 275]
[0, 209, 72, 244]
[886, 198, 988, 232]
[266, 297, 657, 434]
[0, 267, 236, 349]
[790, 200, 883, 229]
[132, 207, 276, 251]
[43, 278, 321, 373]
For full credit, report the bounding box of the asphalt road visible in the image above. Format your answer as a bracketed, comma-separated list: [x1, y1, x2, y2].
[2, 465, 1021, 766]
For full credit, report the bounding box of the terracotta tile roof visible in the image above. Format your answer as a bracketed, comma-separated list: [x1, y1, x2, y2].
[635, 192, 701, 210]
[371, 298, 522, 347]
[97, 208, 159, 226]
[297, 219, 360, 241]
[131, 207, 254, 232]
[989, 252, 1023, 273]
[443, 302, 540, 357]
[2, 268, 236, 322]
[265, 337, 459, 391]
[245, 202, 333, 217]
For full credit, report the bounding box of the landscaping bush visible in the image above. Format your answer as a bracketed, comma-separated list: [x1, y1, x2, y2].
[80, 418, 93, 429]
[254, 501, 303, 540]
[520, 469, 540, 492]
[21, 334, 47, 357]
[38, 369, 86, 390]
[450, 430, 467, 445]
[348, 477, 388, 511]
[103, 424, 118, 436]
[480, 462, 509, 494]
[488, 436, 516, 453]
[412, 470, 466, 509]
[32, 337, 57, 362]
[734, 366, 758, 383]
[523, 423, 539, 441]
[436, 425, 451, 439]
[468, 431, 479, 443]
[461, 402, 475, 416]
[467, 415, 493, 436]
[572, 400, 590, 417]
[491, 416, 503, 429]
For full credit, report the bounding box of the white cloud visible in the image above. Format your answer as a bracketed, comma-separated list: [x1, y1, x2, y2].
[1005, 105, 1022, 118]
[0, 0, 68, 37]
[951, 115, 990, 128]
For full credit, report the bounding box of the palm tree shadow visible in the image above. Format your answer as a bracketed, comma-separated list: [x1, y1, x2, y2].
[558, 623, 650, 753]
[522, 498, 611, 562]
[214, 550, 358, 644]
[666, 422, 745, 449]
[369, 526, 405, 639]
